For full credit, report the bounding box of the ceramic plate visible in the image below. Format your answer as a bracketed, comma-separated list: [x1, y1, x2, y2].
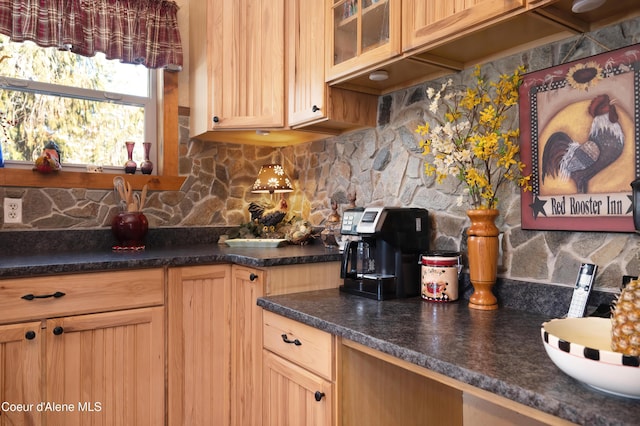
[225, 238, 288, 248]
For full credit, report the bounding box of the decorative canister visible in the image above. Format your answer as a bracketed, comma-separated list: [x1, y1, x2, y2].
[421, 251, 461, 302]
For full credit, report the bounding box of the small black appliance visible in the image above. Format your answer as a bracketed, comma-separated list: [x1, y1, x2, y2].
[340, 207, 429, 300]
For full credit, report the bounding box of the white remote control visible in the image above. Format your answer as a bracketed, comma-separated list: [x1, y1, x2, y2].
[566, 263, 597, 318]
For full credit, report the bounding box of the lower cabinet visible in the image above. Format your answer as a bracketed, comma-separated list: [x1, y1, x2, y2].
[45, 307, 165, 426]
[167, 264, 232, 426]
[263, 352, 333, 426]
[0, 269, 165, 426]
[0, 321, 43, 425]
[168, 261, 341, 426]
[262, 310, 334, 426]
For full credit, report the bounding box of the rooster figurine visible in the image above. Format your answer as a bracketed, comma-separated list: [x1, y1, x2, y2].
[541, 94, 624, 194]
[33, 141, 62, 174]
[248, 195, 289, 227]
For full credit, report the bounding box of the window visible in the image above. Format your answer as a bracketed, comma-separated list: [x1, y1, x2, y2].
[0, 34, 157, 173]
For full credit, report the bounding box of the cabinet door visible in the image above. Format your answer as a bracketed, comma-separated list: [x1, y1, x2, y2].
[167, 265, 232, 426]
[45, 307, 164, 426]
[231, 265, 265, 426]
[327, 0, 401, 82]
[211, 0, 285, 129]
[0, 321, 42, 426]
[402, 0, 526, 52]
[287, 0, 326, 127]
[263, 350, 332, 426]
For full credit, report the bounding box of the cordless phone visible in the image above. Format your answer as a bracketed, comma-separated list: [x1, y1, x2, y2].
[566, 263, 597, 318]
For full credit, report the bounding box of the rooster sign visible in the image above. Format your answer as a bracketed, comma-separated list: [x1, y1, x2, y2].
[519, 44, 639, 232]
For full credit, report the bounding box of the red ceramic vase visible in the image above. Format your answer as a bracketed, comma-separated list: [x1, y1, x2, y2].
[111, 211, 149, 248]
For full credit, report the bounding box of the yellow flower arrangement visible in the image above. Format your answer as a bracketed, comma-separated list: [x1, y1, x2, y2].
[416, 65, 532, 209]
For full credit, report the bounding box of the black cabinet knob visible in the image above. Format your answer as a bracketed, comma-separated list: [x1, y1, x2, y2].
[249, 273, 258, 281]
[314, 391, 325, 402]
[53, 326, 64, 335]
[25, 330, 36, 340]
[312, 105, 320, 113]
[213, 116, 220, 123]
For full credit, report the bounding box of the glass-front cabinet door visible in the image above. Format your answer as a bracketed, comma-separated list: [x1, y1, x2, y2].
[327, 0, 400, 82]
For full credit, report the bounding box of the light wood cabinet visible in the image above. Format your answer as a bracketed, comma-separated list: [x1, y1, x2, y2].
[189, 0, 377, 144]
[402, 0, 526, 53]
[190, 0, 285, 134]
[45, 307, 164, 426]
[231, 265, 265, 426]
[326, 0, 402, 82]
[263, 351, 333, 426]
[0, 321, 43, 426]
[288, 0, 378, 131]
[332, 0, 640, 95]
[0, 269, 165, 426]
[263, 310, 334, 426]
[167, 264, 232, 426]
[167, 261, 340, 426]
[233, 262, 341, 426]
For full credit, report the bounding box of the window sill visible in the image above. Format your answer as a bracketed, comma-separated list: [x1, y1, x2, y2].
[0, 71, 184, 192]
[0, 168, 186, 191]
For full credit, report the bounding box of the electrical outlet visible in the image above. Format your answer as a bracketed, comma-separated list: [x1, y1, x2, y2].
[4, 198, 22, 224]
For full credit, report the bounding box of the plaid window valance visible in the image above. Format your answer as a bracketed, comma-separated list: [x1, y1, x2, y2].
[0, 0, 183, 69]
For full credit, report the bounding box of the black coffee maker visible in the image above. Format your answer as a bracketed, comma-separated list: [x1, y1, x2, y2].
[340, 207, 429, 300]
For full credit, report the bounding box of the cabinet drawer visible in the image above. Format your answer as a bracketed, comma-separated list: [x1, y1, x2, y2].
[0, 269, 164, 324]
[263, 310, 333, 380]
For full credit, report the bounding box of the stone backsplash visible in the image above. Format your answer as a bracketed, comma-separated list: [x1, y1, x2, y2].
[2, 16, 640, 292]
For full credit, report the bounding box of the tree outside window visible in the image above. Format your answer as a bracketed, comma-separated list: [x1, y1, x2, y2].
[0, 34, 156, 172]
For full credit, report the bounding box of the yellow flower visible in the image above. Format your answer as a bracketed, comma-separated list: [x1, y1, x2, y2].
[479, 105, 496, 126]
[416, 65, 531, 209]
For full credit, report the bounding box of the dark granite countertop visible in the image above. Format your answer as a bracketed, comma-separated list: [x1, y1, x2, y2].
[258, 289, 639, 426]
[0, 242, 341, 278]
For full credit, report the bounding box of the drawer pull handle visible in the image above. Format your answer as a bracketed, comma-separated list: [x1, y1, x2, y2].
[249, 273, 258, 281]
[21, 291, 66, 301]
[281, 334, 301, 346]
[314, 391, 325, 402]
[25, 330, 36, 340]
[52, 326, 64, 335]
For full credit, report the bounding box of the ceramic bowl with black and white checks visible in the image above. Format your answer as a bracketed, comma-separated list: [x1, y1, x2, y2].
[541, 317, 640, 399]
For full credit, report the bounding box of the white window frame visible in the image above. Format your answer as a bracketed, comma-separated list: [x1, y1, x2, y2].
[0, 69, 158, 174]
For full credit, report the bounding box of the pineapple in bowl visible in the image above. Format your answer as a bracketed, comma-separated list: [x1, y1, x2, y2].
[541, 281, 640, 399]
[611, 279, 640, 356]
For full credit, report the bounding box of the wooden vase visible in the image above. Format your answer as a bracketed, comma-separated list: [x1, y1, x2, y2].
[466, 209, 500, 310]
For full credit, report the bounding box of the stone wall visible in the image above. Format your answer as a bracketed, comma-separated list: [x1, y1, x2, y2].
[2, 16, 640, 291]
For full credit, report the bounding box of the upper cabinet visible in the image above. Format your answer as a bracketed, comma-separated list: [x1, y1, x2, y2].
[328, 0, 640, 95]
[190, 0, 285, 134]
[288, 0, 377, 132]
[326, 0, 402, 82]
[402, 0, 526, 53]
[287, 0, 326, 127]
[189, 0, 377, 146]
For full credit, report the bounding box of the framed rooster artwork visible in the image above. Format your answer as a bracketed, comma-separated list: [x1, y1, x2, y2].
[519, 43, 639, 232]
